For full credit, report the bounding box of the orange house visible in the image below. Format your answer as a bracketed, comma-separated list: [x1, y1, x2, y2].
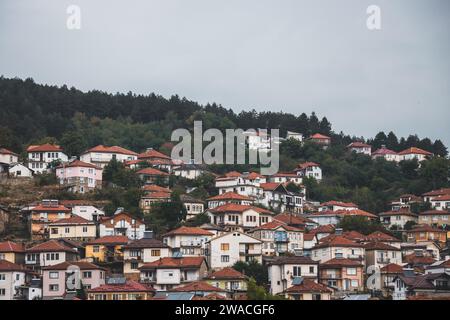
[406, 224, 447, 245]
[319, 258, 364, 293]
[30, 201, 71, 240]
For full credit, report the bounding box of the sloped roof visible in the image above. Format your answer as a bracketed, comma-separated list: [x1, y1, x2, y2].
[27, 144, 63, 152]
[123, 238, 168, 249]
[42, 261, 105, 271]
[207, 192, 253, 201]
[398, 147, 433, 156]
[87, 236, 129, 245]
[372, 147, 397, 156]
[84, 145, 138, 156]
[56, 160, 101, 169]
[251, 220, 303, 232]
[49, 215, 94, 225]
[314, 236, 363, 249]
[320, 258, 363, 268]
[171, 281, 226, 293]
[380, 263, 404, 273]
[163, 226, 213, 237]
[365, 231, 401, 242]
[205, 267, 246, 280]
[26, 240, 78, 253]
[87, 280, 154, 293]
[0, 241, 25, 253]
[0, 148, 18, 156]
[309, 133, 331, 140]
[136, 167, 169, 176]
[364, 242, 401, 251]
[139, 257, 205, 269]
[138, 149, 171, 160]
[347, 142, 371, 148]
[0, 260, 28, 272]
[268, 256, 318, 266]
[285, 279, 332, 293]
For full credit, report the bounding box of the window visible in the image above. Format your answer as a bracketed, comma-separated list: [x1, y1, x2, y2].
[347, 268, 357, 275]
[49, 284, 59, 291]
[93, 245, 100, 253]
[309, 266, 315, 274]
[0, 274, 5, 281]
[293, 266, 301, 277]
[0, 289, 5, 296]
[65, 227, 70, 234]
[151, 250, 161, 256]
[221, 243, 230, 251]
[131, 262, 139, 270]
[351, 280, 359, 287]
[221, 255, 230, 263]
[49, 272, 59, 279]
[0, 254, 4, 260]
[83, 271, 92, 279]
[83, 226, 88, 233]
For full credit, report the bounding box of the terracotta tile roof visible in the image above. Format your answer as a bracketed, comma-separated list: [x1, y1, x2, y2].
[26, 240, 78, 253]
[49, 215, 94, 225]
[407, 224, 446, 233]
[58, 200, 100, 207]
[142, 191, 171, 199]
[274, 213, 314, 225]
[403, 254, 436, 265]
[99, 212, 144, 227]
[303, 234, 316, 241]
[432, 195, 450, 201]
[171, 281, 226, 293]
[308, 224, 335, 235]
[210, 203, 273, 215]
[205, 267, 246, 280]
[364, 242, 401, 251]
[56, 160, 101, 169]
[372, 147, 397, 156]
[87, 236, 129, 245]
[314, 236, 363, 249]
[42, 261, 105, 271]
[336, 209, 377, 219]
[398, 147, 433, 156]
[163, 226, 213, 237]
[32, 204, 71, 212]
[260, 182, 283, 191]
[142, 185, 171, 193]
[347, 142, 371, 148]
[379, 209, 418, 217]
[309, 133, 331, 140]
[139, 257, 205, 269]
[192, 293, 230, 300]
[123, 238, 168, 249]
[365, 231, 401, 242]
[138, 149, 171, 160]
[251, 220, 303, 232]
[27, 144, 63, 152]
[422, 188, 450, 197]
[321, 201, 358, 208]
[207, 192, 253, 201]
[268, 256, 318, 266]
[285, 279, 332, 293]
[0, 260, 27, 272]
[320, 258, 363, 268]
[420, 210, 450, 216]
[380, 263, 404, 273]
[224, 171, 242, 178]
[0, 148, 18, 156]
[342, 231, 365, 241]
[136, 167, 169, 176]
[295, 162, 320, 170]
[271, 172, 299, 178]
[0, 241, 25, 253]
[84, 145, 138, 156]
[88, 280, 154, 293]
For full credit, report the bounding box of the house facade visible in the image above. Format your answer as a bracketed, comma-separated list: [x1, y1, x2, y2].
[56, 160, 103, 193]
[80, 145, 138, 168]
[27, 144, 68, 174]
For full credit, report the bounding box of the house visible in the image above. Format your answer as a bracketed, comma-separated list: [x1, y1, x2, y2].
[206, 204, 275, 232]
[268, 256, 319, 295]
[364, 242, 402, 273]
[214, 171, 266, 199]
[363, 231, 402, 248]
[169, 281, 230, 299]
[379, 263, 404, 296]
[259, 182, 305, 214]
[400, 242, 441, 260]
[307, 133, 331, 149]
[319, 258, 364, 293]
[311, 236, 365, 263]
[180, 195, 205, 220]
[162, 226, 213, 257]
[0, 260, 28, 300]
[0, 148, 18, 165]
[319, 201, 359, 212]
[403, 251, 437, 272]
[42, 261, 106, 299]
[244, 130, 272, 151]
[98, 211, 146, 240]
[419, 210, 450, 227]
[56, 160, 103, 193]
[30, 200, 72, 240]
[248, 220, 304, 256]
[123, 235, 171, 280]
[140, 191, 171, 214]
[80, 145, 138, 168]
[286, 131, 304, 142]
[206, 231, 263, 270]
[142, 184, 171, 193]
[0, 241, 25, 264]
[371, 145, 399, 162]
[273, 213, 318, 230]
[429, 195, 450, 211]
[85, 235, 129, 263]
[422, 188, 450, 203]
[392, 272, 450, 300]
[87, 278, 154, 300]
[397, 147, 433, 162]
[137, 148, 173, 172]
[48, 216, 97, 241]
[59, 200, 106, 222]
[390, 194, 422, 211]
[283, 278, 332, 300]
[406, 224, 447, 245]
[207, 192, 255, 209]
[347, 142, 372, 156]
[307, 209, 377, 226]
[139, 256, 208, 291]
[136, 167, 169, 185]
[425, 259, 450, 274]
[27, 144, 68, 174]
[25, 240, 80, 272]
[8, 163, 33, 178]
[204, 267, 247, 294]
[294, 162, 322, 181]
[379, 208, 418, 229]
[268, 172, 303, 185]
[307, 224, 335, 241]
[173, 163, 209, 180]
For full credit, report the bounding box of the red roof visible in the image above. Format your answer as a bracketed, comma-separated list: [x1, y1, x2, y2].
[140, 257, 205, 269]
[380, 263, 404, 273]
[314, 236, 363, 249]
[49, 215, 94, 225]
[365, 231, 400, 242]
[138, 149, 171, 160]
[142, 191, 171, 199]
[224, 171, 242, 178]
[0, 241, 25, 253]
[296, 162, 320, 170]
[408, 224, 446, 233]
[142, 185, 171, 193]
[32, 204, 71, 212]
[308, 224, 335, 235]
[422, 188, 450, 197]
[163, 226, 213, 237]
[347, 142, 371, 148]
[207, 192, 253, 201]
[0, 260, 27, 272]
[57, 160, 101, 169]
[321, 201, 358, 208]
[364, 242, 400, 251]
[252, 220, 303, 232]
[309, 133, 331, 140]
[336, 209, 377, 219]
[432, 195, 450, 201]
[372, 147, 397, 156]
[320, 258, 363, 268]
[136, 167, 169, 176]
[245, 172, 264, 180]
[260, 182, 281, 191]
[271, 172, 299, 178]
[87, 236, 129, 245]
[88, 280, 154, 293]
[42, 261, 105, 271]
[420, 210, 450, 216]
[27, 144, 63, 152]
[210, 203, 273, 215]
[84, 145, 138, 156]
[285, 279, 332, 293]
[26, 240, 78, 253]
[0, 148, 18, 156]
[206, 267, 246, 280]
[274, 213, 314, 225]
[398, 147, 433, 156]
[171, 281, 226, 293]
[403, 254, 436, 265]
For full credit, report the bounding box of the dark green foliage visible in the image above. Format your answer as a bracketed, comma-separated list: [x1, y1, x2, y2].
[337, 216, 388, 235]
[233, 260, 268, 286]
[246, 278, 285, 300]
[183, 213, 210, 227]
[103, 158, 141, 188]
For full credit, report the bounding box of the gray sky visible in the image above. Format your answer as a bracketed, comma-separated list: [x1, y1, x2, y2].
[1, 0, 449, 146]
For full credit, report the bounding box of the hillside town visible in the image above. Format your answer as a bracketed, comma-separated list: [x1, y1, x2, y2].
[1, 133, 449, 302]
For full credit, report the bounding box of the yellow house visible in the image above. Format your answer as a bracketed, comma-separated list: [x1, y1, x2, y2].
[49, 216, 97, 241]
[87, 279, 154, 300]
[0, 241, 25, 264]
[85, 236, 129, 263]
[204, 267, 248, 294]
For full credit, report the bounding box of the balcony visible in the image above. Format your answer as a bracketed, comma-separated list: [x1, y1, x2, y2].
[377, 258, 391, 264]
[239, 248, 260, 256]
[180, 240, 202, 247]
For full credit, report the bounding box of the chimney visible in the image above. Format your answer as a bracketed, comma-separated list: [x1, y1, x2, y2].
[146, 147, 153, 152]
[335, 228, 343, 235]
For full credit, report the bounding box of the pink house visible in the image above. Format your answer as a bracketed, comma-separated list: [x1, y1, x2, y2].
[56, 160, 103, 193]
[42, 261, 106, 299]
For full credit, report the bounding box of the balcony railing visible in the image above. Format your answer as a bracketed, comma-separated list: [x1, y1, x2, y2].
[180, 240, 202, 247]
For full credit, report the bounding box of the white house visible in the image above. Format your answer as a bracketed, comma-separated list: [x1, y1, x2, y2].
[268, 256, 319, 295]
[98, 211, 146, 240]
[347, 142, 372, 156]
[259, 183, 305, 214]
[206, 231, 263, 270]
[311, 236, 365, 263]
[429, 195, 450, 211]
[364, 242, 402, 274]
[0, 260, 27, 300]
[25, 240, 80, 272]
[319, 201, 359, 212]
[8, 163, 33, 178]
[162, 226, 213, 257]
[371, 146, 399, 162]
[215, 172, 266, 199]
[286, 131, 304, 142]
[173, 164, 209, 180]
[379, 209, 418, 229]
[80, 145, 138, 168]
[207, 192, 254, 209]
[27, 144, 68, 174]
[268, 172, 303, 185]
[397, 147, 433, 162]
[294, 162, 322, 181]
[59, 200, 105, 222]
[0, 148, 18, 165]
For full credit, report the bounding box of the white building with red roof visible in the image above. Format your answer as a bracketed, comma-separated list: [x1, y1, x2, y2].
[56, 160, 103, 193]
[80, 145, 138, 168]
[319, 201, 359, 212]
[347, 141, 372, 155]
[25, 240, 80, 271]
[307, 133, 331, 149]
[136, 167, 169, 185]
[214, 171, 266, 198]
[371, 145, 399, 162]
[422, 188, 450, 203]
[311, 235, 365, 263]
[259, 182, 305, 214]
[98, 211, 146, 240]
[397, 147, 433, 162]
[206, 192, 254, 209]
[48, 216, 97, 241]
[429, 194, 450, 211]
[27, 144, 68, 174]
[0, 147, 18, 165]
[268, 172, 303, 185]
[294, 162, 322, 181]
[162, 226, 214, 257]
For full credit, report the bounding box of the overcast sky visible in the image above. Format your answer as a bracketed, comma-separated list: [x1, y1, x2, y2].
[1, 0, 449, 145]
